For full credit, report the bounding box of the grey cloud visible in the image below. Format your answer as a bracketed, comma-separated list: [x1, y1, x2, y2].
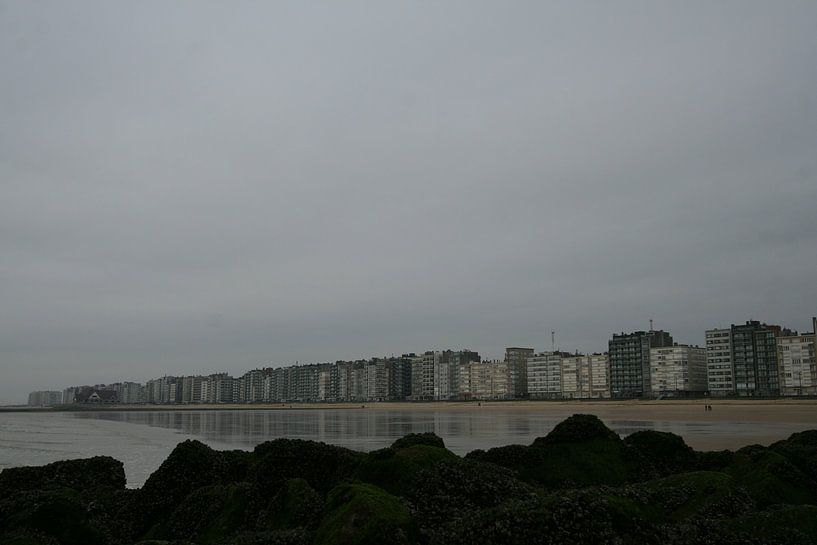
[1, 1, 816, 402]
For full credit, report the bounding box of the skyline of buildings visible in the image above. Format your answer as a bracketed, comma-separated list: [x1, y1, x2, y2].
[26, 316, 817, 406]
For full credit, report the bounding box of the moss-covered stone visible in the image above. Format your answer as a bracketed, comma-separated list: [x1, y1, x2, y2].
[134, 440, 240, 538]
[532, 414, 620, 446]
[250, 439, 363, 497]
[770, 430, 817, 482]
[0, 457, 125, 494]
[314, 483, 418, 545]
[390, 433, 445, 450]
[408, 457, 535, 540]
[719, 505, 817, 545]
[354, 444, 457, 496]
[167, 483, 251, 544]
[0, 489, 106, 545]
[726, 447, 817, 507]
[625, 430, 696, 476]
[262, 478, 323, 531]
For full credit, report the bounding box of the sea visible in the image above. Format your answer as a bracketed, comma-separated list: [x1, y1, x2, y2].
[0, 408, 810, 487]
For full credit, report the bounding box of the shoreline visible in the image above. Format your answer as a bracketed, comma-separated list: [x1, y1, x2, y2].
[4, 397, 817, 412]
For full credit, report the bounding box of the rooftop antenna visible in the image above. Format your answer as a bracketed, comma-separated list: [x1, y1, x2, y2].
[551, 330, 556, 352]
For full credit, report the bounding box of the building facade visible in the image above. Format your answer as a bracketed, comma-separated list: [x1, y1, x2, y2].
[608, 330, 673, 398]
[649, 345, 708, 394]
[776, 319, 816, 396]
[506, 347, 535, 398]
[705, 328, 734, 395]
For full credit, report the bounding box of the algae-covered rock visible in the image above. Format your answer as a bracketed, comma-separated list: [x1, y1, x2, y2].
[167, 483, 251, 544]
[408, 457, 534, 540]
[226, 528, 310, 545]
[471, 415, 647, 488]
[627, 471, 754, 521]
[250, 439, 363, 496]
[314, 483, 418, 545]
[0, 489, 106, 545]
[354, 444, 457, 496]
[625, 430, 696, 476]
[0, 457, 125, 494]
[134, 440, 236, 538]
[533, 414, 620, 446]
[390, 433, 446, 450]
[770, 430, 817, 482]
[262, 478, 323, 531]
[726, 447, 817, 507]
[718, 505, 817, 545]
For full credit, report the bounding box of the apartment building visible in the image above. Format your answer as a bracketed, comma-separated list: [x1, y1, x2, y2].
[527, 352, 566, 399]
[608, 330, 673, 398]
[776, 318, 816, 396]
[506, 347, 535, 398]
[649, 345, 708, 394]
[705, 328, 734, 395]
[561, 353, 611, 399]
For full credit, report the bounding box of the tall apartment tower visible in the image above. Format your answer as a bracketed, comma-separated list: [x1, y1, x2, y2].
[505, 347, 535, 398]
[775, 318, 816, 396]
[731, 321, 787, 397]
[705, 328, 734, 395]
[608, 330, 673, 398]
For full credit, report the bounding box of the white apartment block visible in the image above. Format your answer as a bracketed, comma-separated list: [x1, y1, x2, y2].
[561, 354, 610, 399]
[650, 345, 708, 394]
[705, 328, 735, 395]
[777, 321, 816, 396]
[458, 360, 509, 399]
[527, 352, 563, 399]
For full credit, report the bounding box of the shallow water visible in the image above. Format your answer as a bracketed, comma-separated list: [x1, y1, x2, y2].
[0, 409, 811, 487]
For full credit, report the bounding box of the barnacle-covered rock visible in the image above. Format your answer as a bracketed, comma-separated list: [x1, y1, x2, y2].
[249, 439, 363, 497]
[625, 430, 697, 476]
[0, 457, 125, 494]
[314, 483, 418, 545]
[354, 444, 457, 496]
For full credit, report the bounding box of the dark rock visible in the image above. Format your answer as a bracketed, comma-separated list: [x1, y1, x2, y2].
[390, 433, 446, 450]
[355, 444, 457, 496]
[0, 457, 125, 494]
[249, 439, 363, 496]
[167, 483, 251, 544]
[532, 414, 620, 446]
[314, 483, 418, 545]
[262, 478, 323, 531]
[770, 430, 817, 482]
[625, 430, 696, 476]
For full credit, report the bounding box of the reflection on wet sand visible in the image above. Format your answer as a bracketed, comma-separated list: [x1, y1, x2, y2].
[73, 409, 812, 454]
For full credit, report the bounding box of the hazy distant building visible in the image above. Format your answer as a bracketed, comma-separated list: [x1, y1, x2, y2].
[776, 318, 816, 396]
[27, 390, 62, 407]
[506, 347, 535, 398]
[608, 330, 673, 398]
[62, 387, 77, 404]
[705, 328, 734, 395]
[649, 345, 707, 395]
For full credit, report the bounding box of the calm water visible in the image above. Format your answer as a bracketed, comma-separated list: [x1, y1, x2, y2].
[0, 409, 811, 487]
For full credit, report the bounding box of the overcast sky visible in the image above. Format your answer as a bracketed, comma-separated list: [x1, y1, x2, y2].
[1, 2, 816, 404]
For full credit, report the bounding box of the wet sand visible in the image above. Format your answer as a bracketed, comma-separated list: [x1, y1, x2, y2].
[41, 398, 817, 451]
